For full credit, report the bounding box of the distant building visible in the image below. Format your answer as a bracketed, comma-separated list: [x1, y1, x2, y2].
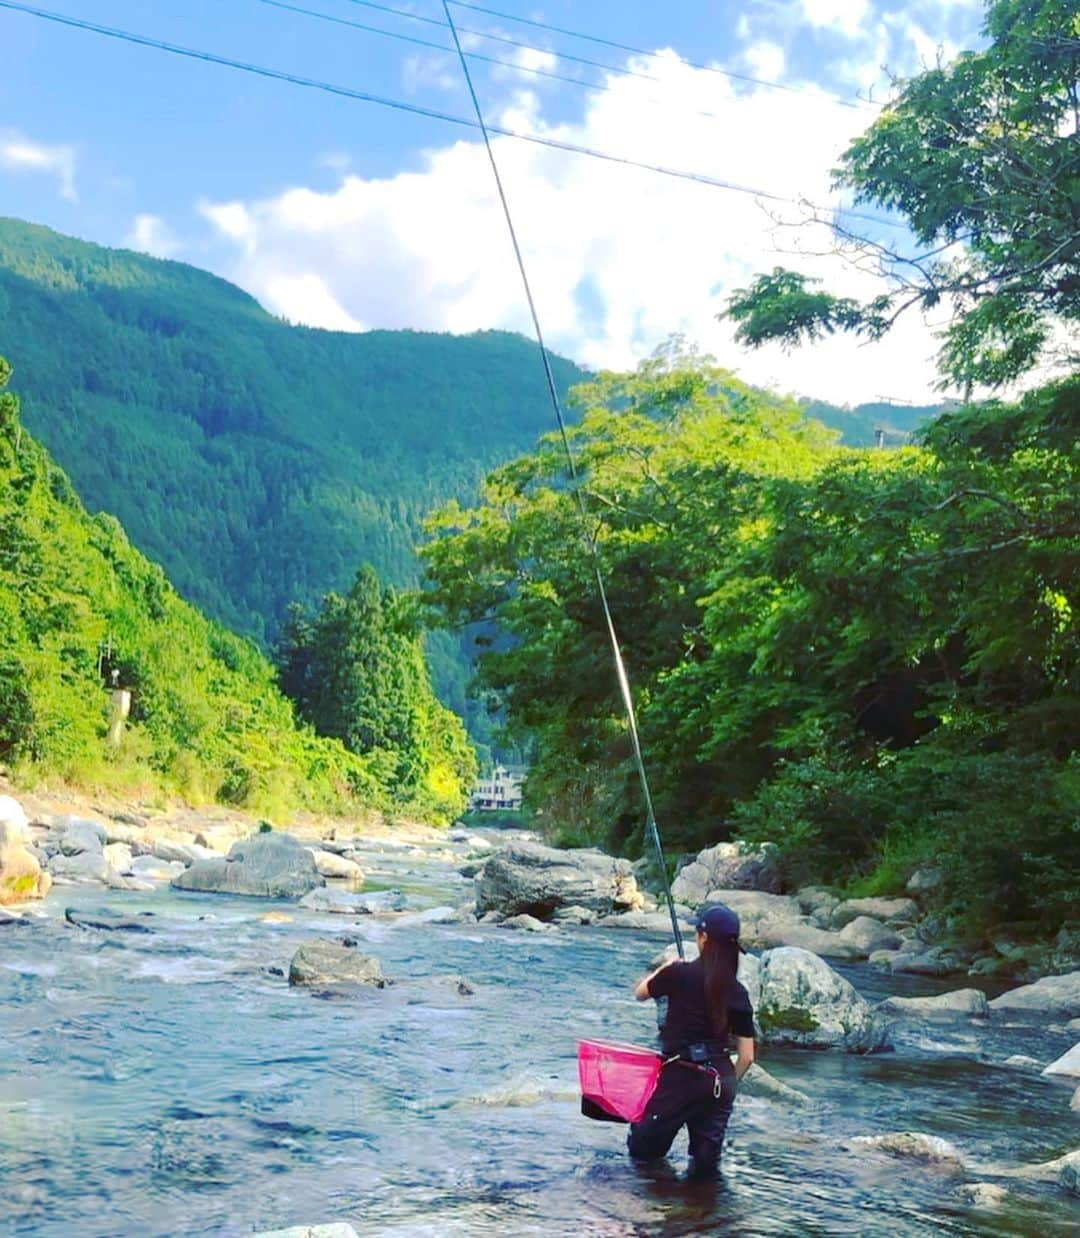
[471, 764, 526, 812]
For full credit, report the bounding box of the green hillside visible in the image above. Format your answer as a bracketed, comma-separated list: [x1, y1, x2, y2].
[0, 355, 473, 821]
[0, 217, 587, 722]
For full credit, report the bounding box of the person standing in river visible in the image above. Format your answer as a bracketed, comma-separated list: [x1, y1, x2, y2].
[629, 904, 756, 1181]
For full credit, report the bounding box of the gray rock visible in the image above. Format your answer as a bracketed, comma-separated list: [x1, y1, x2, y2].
[65, 907, 154, 933]
[474, 841, 642, 920]
[990, 971, 1080, 1019]
[851, 1132, 965, 1173]
[58, 819, 107, 856]
[552, 904, 597, 925]
[671, 841, 781, 906]
[104, 820, 145, 846]
[702, 890, 801, 936]
[906, 868, 943, 897]
[129, 855, 185, 882]
[298, 887, 406, 915]
[756, 946, 887, 1052]
[306, 849, 364, 882]
[837, 916, 903, 955]
[959, 1183, 1008, 1210]
[49, 850, 111, 883]
[830, 897, 919, 929]
[755, 920, 864, 959]
[739, 1062, 812, 1106]
[601, 910, 695, 935]
[499, 913, 555, 932]
[288, 940, 386, 987]
[889, 950, 958, 977]
[102, 842, 133, 874]
[1042, 1042, 1080, 1079]
[1002, 1054, 1043, 1070]
[173, 833, 323, 899]
[877, 989, 990, 1018]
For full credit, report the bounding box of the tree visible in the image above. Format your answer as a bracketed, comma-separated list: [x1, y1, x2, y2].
[725, 0, 1079, 390]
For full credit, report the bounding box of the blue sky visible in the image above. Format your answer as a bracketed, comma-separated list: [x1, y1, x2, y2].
[1, 0, 988, 403]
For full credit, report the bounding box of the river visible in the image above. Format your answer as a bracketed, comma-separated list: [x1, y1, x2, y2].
[1, 834, 1077, 1236]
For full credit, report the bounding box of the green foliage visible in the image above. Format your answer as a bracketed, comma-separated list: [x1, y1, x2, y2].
[276, 565, 476, 819]
[0, 217, 585, 749]
[724, 0, 1079, 389]
[0, 355, 462, 821]
[424, 348, 1079, 938]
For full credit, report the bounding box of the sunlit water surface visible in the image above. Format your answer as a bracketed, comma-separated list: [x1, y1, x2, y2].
[1, 838, 1077, 1236]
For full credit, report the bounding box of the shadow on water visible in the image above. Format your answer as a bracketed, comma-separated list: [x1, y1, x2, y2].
[1, 846, 1077, 1236]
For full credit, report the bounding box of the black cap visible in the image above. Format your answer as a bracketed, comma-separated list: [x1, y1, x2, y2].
[695, 903, 741, 941]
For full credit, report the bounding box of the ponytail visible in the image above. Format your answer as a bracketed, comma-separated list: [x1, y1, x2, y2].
[700, 935, 739, 1038]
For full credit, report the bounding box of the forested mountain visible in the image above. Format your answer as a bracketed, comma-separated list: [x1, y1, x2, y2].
[0, 217, 587, 722]
[0, 355, 473, 820]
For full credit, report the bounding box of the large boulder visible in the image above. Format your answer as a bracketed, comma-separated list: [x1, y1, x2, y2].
[55, 816, 108, 855]
[0, 796, 51, 904]
[173, 833, 323, 899]
[288, 940, 385, 987]
[755, 920, 865, 959]
[876, 989, 990, 1019]
[474, 841, 642, 920]
[989, 971, 1080, 1020]
[836, 916, 902, 955]
[49, 851, 111, 884]
[756, 946, 888, 1052]
[306, 849, 365, 883]
[851, 1132, 965, 1174]
[671, 842, 781, 906]
[830, 897, 919, 929]
[1042, 1042, 1080, 1079]
[298, 888, 405, 915]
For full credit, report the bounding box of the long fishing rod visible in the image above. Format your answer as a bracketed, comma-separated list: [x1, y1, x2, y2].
[439, 0, 684, 959]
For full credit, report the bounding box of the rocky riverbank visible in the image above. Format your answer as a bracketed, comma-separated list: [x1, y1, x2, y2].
[1, 790, 1078, 1234]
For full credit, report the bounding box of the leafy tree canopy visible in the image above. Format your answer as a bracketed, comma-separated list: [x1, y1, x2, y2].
[726, 0, 1079, 390]
[423, 347, 1079, 933]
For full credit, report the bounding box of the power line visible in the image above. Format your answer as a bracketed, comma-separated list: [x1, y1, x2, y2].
[341, 0, 876, 112]
[449, 0, 878, 109]
[344, 0, 877, 112]
[257, 0, 792, 129]
[441, 0, 684, 957]
[0, 0, 901, 229]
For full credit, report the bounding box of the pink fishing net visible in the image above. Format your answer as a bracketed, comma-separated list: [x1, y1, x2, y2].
[578, 1040, 663, 1123]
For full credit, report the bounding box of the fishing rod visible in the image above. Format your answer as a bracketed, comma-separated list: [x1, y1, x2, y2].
[440, 0, 684, 958]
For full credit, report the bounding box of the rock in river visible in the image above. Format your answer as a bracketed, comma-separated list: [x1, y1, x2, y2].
[756, 946, 888, 1052]
[288, 940, 386, 987]
[65, 907, 155, 933]
[876, 989, 989, 1019]
[989, 970, 1080, 1020]
[851, 1132, 965, 1174]
[173, 833, 323, 900]
[474, 841, 642, 920]
[298, 887, 406, 915]
[0, 796, 51, 904]
[1042, 1042, 1080, 1079]
[671, 841, 781, 906]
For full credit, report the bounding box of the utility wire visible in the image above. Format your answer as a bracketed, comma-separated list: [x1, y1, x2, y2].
[258, 0, 775, 129]
[344, 0, 877, 111]
[440, 0, 684, 957]
[0, 0, 902, 230]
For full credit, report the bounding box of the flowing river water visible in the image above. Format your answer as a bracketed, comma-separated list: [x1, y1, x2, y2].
[1, 833, 1077, 1236]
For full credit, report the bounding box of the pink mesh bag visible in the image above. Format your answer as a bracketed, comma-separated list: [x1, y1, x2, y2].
[578, 1039, 663, 1123]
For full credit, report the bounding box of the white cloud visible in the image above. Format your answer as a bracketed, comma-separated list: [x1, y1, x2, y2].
[198, 45, 954, 403]
[125, 213, 180, 259]
[0, 131, 77, 201]
[798, 0, 871, 39]
[263, 273, 366, 332]
[742, 40, 787, 82]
